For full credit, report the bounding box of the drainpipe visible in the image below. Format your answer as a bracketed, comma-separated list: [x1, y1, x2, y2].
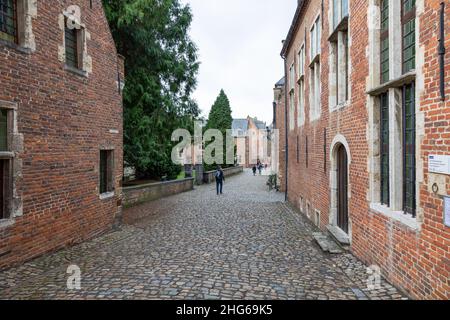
[281, 53, 289, 202]
[273, 101, 277, 128]
[438, 2, 446, 101]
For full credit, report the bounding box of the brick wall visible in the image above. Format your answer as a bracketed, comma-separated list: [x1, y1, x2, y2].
[123, 178, 194, 209]
[274, 82, 286, 192]
[203, 166, 244, 184]
[0, 0, 123, 270]
[280, 0, 449, 299]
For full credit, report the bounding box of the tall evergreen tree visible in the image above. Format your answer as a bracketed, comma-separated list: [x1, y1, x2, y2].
[204, 90, 234, 170]
[206, 89, 233, 133]
[103, 0, 200, 180]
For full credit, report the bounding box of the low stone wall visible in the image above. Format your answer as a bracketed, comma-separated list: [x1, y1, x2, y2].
[203, 166, 244, 184]
[123, 178, 194, 208]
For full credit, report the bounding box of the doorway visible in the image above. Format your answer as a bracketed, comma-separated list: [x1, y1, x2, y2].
[337, 144, 349, 234]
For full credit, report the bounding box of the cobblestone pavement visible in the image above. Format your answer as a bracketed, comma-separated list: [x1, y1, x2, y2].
[0, 170, 407, 300]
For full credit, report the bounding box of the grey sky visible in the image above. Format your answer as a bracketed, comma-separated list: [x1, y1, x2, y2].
[183, 0, 297, 124]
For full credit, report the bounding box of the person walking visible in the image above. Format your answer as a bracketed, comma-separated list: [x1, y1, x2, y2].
[258, 163, 262, 175]
[215, 166, 225, 195]
[252, 165, 257, 176]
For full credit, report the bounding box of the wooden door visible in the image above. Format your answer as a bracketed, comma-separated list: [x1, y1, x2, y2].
[337, 145, 349, 234]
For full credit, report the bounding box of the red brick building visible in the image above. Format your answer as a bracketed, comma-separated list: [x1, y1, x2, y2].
[0, 0, 124, 270]
[279, 0, 449, 299]
[273, 77, 286, 192]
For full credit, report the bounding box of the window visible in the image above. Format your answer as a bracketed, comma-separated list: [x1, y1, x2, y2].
[402, 0, 416, 73]
[289, 64, 295, 91]
[310, 16, 321, 60]
[310, 61, 321, 120]
[380, 0, 389, 83]
[296, 135, 300, 163]
[368, 1, 418, 221]
[330, 5, 349, 108]
[0, 106, 12, 220]
[298, 78, 305, 126]
[0, 108, 8, 151]
[298, 45, 305, 126]
[333, 0, 349, 30]
[298, 44, 305, 78]
[289, 64, 295, 130]
[343, 32, 349, 100]
[380, 93, 389, 206]
[309, 16, 321, 120]
[99, 150, 114, 195]
[65, 21, 79, 69]
[0, 0, 17, 43]
[403, 83, 415, 216]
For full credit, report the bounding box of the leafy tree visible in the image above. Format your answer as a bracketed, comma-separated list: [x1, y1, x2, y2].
[103, 0, 200, 180]
[204, 90, 234, 171]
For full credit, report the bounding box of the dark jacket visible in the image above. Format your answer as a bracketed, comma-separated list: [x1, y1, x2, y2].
[215, 169, 225, 182]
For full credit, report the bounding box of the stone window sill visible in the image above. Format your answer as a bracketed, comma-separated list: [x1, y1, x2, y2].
[367, 71, 416, 96]
[370, 203, 420, 231]
[100, 191, 115, 200]
[0, 219, 15, 229]
[309, 113, 321, 123]
[297, 74, 305, 84]
[331, 101, 349, 112]
[0, 39, 32, 55]
[0, 151, 14, 159]
[328, 16, 349, 42]
[309, 54, 320, 68]
[64, 65, 88, 78]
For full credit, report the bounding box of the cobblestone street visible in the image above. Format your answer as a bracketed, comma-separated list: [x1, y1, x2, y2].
[0, 171, 406, 300]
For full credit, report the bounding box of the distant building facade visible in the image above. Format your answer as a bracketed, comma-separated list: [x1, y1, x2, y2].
[0, 0, 124, 269]
[232, 116, 270, 168]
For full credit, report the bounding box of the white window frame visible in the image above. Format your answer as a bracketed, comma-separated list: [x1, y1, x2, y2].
[332, 0, 349, 31]
[310, 15, 321, 61]
[298, 43, 305, 79]
[289, 63, 295, 91]
[309, 14, 322, 122]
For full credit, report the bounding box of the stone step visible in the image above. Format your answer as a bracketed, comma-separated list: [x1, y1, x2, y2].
[312, 232, 344, 254]
[326, 225, 351, 247]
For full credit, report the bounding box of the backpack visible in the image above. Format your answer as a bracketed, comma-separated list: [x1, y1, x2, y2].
[215, 170, 221, 179]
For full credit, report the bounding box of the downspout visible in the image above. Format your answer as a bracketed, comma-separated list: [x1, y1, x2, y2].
[438, 2, 446, 101]
[281, 53, 289, 202]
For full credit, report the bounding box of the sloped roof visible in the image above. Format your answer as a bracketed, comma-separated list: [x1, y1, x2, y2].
[275, 77, 285, 88]
[232, 119, 249, 131]
[254, 119, 267, 130]
[281, 0, 307, 57]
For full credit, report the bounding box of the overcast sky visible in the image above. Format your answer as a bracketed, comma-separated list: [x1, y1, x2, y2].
[183, 0, 297, 124]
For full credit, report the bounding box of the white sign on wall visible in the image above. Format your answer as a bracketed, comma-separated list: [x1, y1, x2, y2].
[429, 155, 450, 175]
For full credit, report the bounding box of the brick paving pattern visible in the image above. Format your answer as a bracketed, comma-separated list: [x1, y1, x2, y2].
[0, 170, 407, 300]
